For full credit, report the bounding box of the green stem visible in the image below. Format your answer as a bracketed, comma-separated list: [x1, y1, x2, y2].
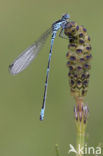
[55, 144, 60, 156]
[74, 97, 87, 156]
[76, 131, 85, 156]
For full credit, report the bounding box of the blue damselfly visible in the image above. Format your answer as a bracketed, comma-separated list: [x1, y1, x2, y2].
[9, 14, 70, 120]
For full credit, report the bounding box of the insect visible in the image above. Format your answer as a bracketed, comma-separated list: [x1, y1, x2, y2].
[9, 14, 70, 121]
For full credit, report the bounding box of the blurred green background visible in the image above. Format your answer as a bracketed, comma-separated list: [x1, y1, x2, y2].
[0, 0, 103, 155]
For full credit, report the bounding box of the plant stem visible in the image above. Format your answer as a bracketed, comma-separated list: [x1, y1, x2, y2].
[74, 97, 88, 156]
[55, 144, 60, 156]
[76, 131, 85, 156]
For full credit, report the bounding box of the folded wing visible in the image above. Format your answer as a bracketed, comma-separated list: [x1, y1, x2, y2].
[9, 27, 52, 75]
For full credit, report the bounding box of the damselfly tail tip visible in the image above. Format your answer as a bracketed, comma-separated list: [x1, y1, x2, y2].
[40, 115, 43, 121]
[40, 108, 45, 121]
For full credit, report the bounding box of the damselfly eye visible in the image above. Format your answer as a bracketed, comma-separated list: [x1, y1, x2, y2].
[62, 14, 70, 20]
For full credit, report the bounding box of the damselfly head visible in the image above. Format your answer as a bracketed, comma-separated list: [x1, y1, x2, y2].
[61, 14, 70, 20]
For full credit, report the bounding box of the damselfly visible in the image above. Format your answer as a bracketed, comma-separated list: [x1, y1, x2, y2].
[9, 14, 70, 120]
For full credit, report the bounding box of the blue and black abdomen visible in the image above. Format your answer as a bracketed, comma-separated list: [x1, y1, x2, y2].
[64, 21, 92, 97]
